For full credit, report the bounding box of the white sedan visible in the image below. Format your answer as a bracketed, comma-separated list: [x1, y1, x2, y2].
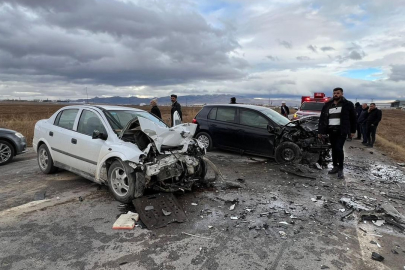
[33, 105, 207, 203]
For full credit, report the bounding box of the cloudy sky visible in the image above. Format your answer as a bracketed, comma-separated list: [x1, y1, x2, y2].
[0, 0, 404, 101]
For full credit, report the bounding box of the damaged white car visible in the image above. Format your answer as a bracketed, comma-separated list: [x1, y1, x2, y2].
[33, 105, 207, 203]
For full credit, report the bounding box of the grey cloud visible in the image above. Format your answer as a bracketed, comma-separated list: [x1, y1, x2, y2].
[348, 50, 364, 60]
[389, 65, 405, 81]
[308, 45, 317, 53]
[0, 1, 248, 88]
[266, 55, 279, 61]
[297, 56, 311, 61]
[276, 80, 295, 85]
[277, 40, 292, 49]
[320, 46, 335, 52]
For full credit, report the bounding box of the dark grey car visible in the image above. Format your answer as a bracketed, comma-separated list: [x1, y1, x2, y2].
[0, 128, 27, 165]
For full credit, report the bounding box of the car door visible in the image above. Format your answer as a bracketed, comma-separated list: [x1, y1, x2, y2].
[51, 108, 80, 167]
[70, 109, 109, 177]
[209, 106, 241, 150]
[239, 109, 276, 156]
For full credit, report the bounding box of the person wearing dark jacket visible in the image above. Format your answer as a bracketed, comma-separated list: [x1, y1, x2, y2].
[280, 101, 290, 118]
[318, 88, 356, 179]
[230, 97, 237, 104]
[357, 103, 369, 143]
[170, 94, 182, 127]
[364, 103, 382, 148]
[150, 99, 161, 119]
[354, 102, 362, 139]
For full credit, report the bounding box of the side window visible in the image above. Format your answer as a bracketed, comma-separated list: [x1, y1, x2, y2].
[77, 110, 107, 136]
[240, 110, 269, 129]
[54, 109, 79, 130]
[208, 107, 217, 120]
[216, 107, 236, 122]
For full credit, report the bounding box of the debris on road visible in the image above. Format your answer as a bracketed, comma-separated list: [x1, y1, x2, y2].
[339, 197, 371, 211]
[279, 165, 317, 179]
[229, 204, 236, 211]
[34, 190, 46, 201]
[371, 252, 384, 262]
[133, 193, 186, 229]
[182, 232, 213, 240]
[230, 216, 238, 220]
[112, 212, 139, 230]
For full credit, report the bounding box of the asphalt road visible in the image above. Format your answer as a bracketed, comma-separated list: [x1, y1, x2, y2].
[1, 142, 405, 270]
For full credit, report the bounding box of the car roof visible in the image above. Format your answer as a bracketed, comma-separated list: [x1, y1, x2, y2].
[203, 104, 271, 112]
[58, 105, 144, 111]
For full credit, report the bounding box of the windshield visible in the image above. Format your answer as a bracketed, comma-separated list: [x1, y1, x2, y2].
[300, 102, 324, 111]
[106, 110, 168, 131]
[260, 107, 291, 126]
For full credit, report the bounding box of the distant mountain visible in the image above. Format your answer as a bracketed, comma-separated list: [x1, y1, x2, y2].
[76, 94, 301, 106]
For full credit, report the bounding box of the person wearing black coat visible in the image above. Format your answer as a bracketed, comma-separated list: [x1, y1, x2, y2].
[354, 102, 362, 139]
[318, 88, 356, 179]
[280, 101, 290, 118]
[364, 103, 382, 148]
[150, 99, 161, 119]
[170, 94, 182, 127]
[357, 103, 369, 143]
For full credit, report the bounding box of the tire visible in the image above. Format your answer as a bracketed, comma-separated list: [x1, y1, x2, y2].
[0, 140, 14, 166]
[196, 132, 213, 151]
[37, 144, 57, 174]
[275, 142, 302, 164]
[107, 160, 136, 203]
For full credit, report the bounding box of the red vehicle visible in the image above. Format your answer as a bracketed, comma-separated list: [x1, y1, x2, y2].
[293, 93, 330, 120]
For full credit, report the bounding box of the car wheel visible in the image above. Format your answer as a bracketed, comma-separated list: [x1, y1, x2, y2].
[196, 132, 213, 151]
[108, 160, 136, 203]
[0, 140, 14, 166]
[275, 142, 302, 164]
[37, 144, 57, 173]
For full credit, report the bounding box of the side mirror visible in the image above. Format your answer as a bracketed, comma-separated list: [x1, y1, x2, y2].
[267, 125, 275, 133]
[92, 130, 108, 140]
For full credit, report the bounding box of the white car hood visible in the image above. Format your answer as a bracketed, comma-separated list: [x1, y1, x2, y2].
[137, 118, 197, 152]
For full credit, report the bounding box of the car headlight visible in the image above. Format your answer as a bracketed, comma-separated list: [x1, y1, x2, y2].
[15, 132, 25, 138]
[293, 113, 297, 118]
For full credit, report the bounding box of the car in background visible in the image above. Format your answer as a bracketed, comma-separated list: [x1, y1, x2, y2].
[192, 104, 330, 165]
[33, 105, 206, 203]
[0, 128, 27, 165]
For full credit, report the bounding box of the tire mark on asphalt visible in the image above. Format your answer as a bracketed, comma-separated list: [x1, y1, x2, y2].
[269, 240, 289, 270]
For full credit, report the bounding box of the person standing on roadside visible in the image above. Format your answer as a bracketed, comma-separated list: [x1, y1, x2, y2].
[170, 94, 182, 127]
[354, 102, 362, 139]
[318, 88, 357, 179]
[364, 103, 382, 148]
[357, 103, 369, 142]
[230, 97, 237, 104]
[280, 101, 290, 118]
[150, 99, 161, 119]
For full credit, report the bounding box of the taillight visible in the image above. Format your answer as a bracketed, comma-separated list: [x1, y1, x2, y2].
[192, 118, 198, 124]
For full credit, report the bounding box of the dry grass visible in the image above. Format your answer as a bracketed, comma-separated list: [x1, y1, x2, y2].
[2, 102, 403, 163]
[374, 109, 405, 163]
[0, 102, 202, 146]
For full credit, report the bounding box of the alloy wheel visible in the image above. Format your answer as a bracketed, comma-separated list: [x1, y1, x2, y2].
[0, 143, 12, 164]
[110, 167, 129, 196]
[197, 135, 210, 149]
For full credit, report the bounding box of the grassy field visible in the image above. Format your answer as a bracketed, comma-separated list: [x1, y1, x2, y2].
[1, 102, 404, 163]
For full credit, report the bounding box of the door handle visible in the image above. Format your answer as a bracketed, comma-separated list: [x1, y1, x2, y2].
[49, 131, 53, 136]
[71, 138, 77, 144]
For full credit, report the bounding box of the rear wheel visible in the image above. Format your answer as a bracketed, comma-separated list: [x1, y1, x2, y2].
[0, 140, 14, 165]
[108, 160, 136, 203]
[275, 142, 302, 164]
[196, 132, 213, 151]
[38, 144, 57, 173]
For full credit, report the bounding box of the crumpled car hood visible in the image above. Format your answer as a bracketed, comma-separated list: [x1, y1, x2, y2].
[292, 116, 319, 132]
[121, 117, 198, 153]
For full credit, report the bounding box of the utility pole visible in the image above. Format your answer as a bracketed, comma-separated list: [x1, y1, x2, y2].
[85, 87, 89, 104]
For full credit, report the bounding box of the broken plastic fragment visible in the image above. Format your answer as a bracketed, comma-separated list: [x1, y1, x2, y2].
[279, 221, 289, 225]
[191, 203, 198, 206]
[371, 252, 384, 262]
[339, 209, 346, 212]
[372, 220, 385, 227]
[229, 204, 236, 211]
[145, 205, 154, 211]
[162, 209, 171, 216]
[279, 231, 286, 236]
[311, 198, 317, 202]
[208, 226, 213, 229]
[230, 216, 238, 220]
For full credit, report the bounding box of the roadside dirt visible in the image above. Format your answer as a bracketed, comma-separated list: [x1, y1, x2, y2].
[0, 140, 404, 270]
